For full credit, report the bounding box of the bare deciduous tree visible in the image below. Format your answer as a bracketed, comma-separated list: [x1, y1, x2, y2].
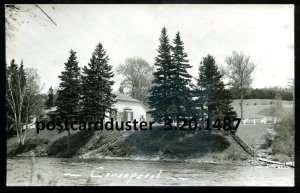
[23, 68, 43, 144]
[5, 4, 57, 41]
[117, 57, 154, 104]
[6, 61, 27, 146]
[6, 61, 43, 146]
[223, 51, 256, 120]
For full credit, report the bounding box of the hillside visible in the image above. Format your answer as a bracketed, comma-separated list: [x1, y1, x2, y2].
[231, 99, 293, 151]
[7, 125, 251, 162]
[7, 99, 293, 162]
[231, 99, 293, 119]
[76, 127, 250, 161]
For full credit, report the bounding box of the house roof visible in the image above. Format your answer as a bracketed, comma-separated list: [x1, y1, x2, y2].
[113, 92, 150, 111]
[44, 92, 148, 114]
[113, 92, 140, 103]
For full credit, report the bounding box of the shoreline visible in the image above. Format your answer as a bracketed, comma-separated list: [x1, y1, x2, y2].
[8, 153, 293, 169]
[7, 125, 294, 169]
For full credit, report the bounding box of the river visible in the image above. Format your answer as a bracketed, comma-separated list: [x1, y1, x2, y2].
[7, 157, 294, 186]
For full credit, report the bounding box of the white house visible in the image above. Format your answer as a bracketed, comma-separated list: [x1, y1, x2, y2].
[108, 92, 148, 122]
[44, 92, 148, 122]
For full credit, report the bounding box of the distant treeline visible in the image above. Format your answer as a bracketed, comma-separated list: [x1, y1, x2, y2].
[228, 87, 293, 101]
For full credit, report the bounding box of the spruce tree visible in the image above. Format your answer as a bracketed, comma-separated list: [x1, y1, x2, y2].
[195, 55, 237, 128]
[56, 50, 81, 121]
[55, 50, 81, 155]
[81, 42, 116, 122]
[170, 32, 193, 127]
[45, 86, 54, 109]
[19, 61, 27, 95]
[19, 62, 27, 124]
[148, 27, 173, 123]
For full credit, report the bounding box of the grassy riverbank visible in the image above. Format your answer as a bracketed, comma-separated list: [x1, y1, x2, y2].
[7, 125, 251, 163]
[7, 99, 294, 164]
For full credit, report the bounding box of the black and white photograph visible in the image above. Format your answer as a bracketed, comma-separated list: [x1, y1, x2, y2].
[5, 4, 294, 186]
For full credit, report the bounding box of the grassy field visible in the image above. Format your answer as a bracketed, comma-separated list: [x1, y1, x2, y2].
[231, 99, 293, 119]
[236, 124, 271, 147]
[231, 99, 293, 148]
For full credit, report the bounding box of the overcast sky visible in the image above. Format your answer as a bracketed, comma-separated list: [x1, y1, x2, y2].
[6, 4, 294, 93]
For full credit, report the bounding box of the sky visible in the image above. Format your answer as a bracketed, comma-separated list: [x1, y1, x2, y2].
[6, 4, 294, 93]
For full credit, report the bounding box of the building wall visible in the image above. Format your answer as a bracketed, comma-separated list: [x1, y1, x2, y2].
[105, 100, 147, 122]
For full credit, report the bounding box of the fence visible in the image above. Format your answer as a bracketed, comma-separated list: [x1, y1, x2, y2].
[242, 117, 277, 125]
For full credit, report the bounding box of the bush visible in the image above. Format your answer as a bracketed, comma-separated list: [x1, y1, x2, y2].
[15, 138, 50, 155]
[270, 110, 294, 158]
[208, 143, 250, 161]
[261, 128, 276, 148]
[47, 130, 94, 157]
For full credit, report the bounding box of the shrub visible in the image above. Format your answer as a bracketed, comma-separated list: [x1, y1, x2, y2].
[262, 109, 294, 159]
[261, 128, 276, 148]
[47, 130, 94, 157]
[15, 138, 50, 155]
[271, 110, 294, 158]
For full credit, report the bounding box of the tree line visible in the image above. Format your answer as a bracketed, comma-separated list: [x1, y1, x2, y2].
[115, 28, 257, 125]
[6, 43, 116, 149]
[55, 45, 116, 123]
[148, 27, 256, 127]
[228, 87, 293, 101]
[6, 60, 44, 144]
[7, 27, 269, 147]
[45, 27, 257, 131]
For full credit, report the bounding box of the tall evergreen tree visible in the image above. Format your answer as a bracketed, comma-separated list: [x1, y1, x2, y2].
[194, 55, 237, 128]
[19, 62, 27, 124]
[170, 32, 193, 127]
[45, 86, 54, 109]
[148, 27, 173, 123]
[56, 50, 81, 120]
[55, 50, 81, 155]
[81, 42, 116, 121]
[19, 61, 27, 95]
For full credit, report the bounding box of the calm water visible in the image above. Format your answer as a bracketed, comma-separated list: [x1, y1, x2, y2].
[7, 157, 294, 186]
